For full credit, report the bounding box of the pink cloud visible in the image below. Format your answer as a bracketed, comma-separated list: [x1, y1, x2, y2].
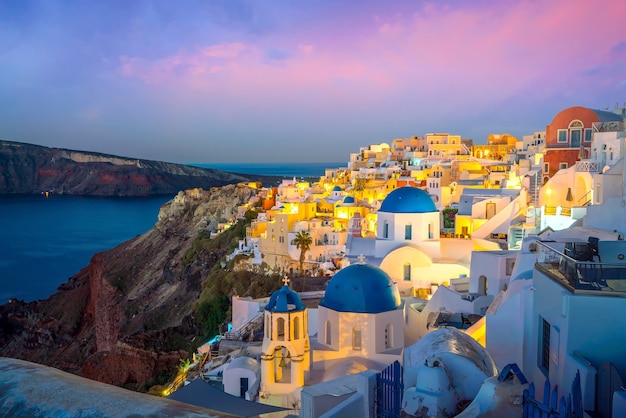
[116, 0, 626, 117]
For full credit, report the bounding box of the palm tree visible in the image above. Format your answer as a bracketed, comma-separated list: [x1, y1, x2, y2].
[291, 230, 312, 289]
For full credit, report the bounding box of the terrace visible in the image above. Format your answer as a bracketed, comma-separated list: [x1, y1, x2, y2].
[534, 239, 626, 295]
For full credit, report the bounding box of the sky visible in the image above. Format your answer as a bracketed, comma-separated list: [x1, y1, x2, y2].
[1, 0, 625, 164]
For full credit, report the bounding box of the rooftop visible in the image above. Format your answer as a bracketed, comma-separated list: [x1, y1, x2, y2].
[534, 240, 626, 296]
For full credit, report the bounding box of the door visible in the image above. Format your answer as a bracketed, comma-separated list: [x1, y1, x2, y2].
[486, 202, 496, 219]
[240, 377, 249, 398]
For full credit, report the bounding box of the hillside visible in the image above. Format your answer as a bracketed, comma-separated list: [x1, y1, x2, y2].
[0, 184, 284, 391]
[0, 140, 276, 196]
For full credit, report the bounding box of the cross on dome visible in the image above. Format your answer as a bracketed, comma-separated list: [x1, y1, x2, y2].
[357, 254, 366, 264]
[282, 274, 291, 286]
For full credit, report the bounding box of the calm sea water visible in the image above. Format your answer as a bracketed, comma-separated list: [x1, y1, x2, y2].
[0, 195, 168, 302]
[0, 162, 340, 303]
[194, 162, 345, 178]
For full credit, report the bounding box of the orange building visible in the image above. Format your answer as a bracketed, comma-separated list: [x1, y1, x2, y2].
[543, 106, 624, 181]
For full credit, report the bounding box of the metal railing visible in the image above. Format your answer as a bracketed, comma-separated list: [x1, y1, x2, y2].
[534, 241, 626, 294]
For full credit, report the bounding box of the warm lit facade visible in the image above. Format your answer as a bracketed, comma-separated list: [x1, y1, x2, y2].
[472, 133, 519, 161]
[425, 133, 468, 157]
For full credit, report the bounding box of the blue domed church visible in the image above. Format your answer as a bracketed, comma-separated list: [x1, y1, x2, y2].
[313, 262, 405, 367]
[345, 186, 471, 297]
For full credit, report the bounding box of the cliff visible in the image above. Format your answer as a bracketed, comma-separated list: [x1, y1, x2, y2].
[0, 140, 275, 196]
[0, 184, 281, 391]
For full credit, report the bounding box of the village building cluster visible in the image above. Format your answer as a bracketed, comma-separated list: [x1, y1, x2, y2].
[169, 105, 626, 418]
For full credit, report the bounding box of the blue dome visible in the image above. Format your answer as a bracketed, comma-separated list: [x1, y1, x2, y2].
[321, 264, 401, 313]
[332, 186, 343, 192]
[343, 196, 355, 204]
[379, 186, 437, 213]
[266, 286, 306, 313]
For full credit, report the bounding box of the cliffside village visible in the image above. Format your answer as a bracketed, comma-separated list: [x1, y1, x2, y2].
[162, 105, 626, 418]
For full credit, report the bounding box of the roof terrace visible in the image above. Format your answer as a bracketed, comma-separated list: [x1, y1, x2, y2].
[534, 239, 626, 296]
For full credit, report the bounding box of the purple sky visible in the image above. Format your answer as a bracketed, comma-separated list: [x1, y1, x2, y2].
[1, 0, 625, 163]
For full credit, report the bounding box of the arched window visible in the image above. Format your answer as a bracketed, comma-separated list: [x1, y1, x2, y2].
[325, 320, 332, 345]
[293, 316, 300, 340]
[403, 262, 411, 281]
[352, 326, 362, 350]
[383, 221, 389, 239]
[385, 324, 393, 349]
[277, 317, 285, 341]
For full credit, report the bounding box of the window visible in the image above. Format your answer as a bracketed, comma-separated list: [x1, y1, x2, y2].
[352, 327, 362, 350]
[584, 128, 592, 143]
[540, 318, 550, 375]
[405, 224, 412, 240]
[505, 258, 516, 275]
[559, 162, 568, 170]
[403, 262, 411, 281]
[385, 324, 393, 349]
[383, 222, 389, 239]
[428, 223, 433, 239]
[557, 129, 568, 143]
[569, 120, 583, 128]
[325, 320, 332, 345]
[543, 163, 549, 174]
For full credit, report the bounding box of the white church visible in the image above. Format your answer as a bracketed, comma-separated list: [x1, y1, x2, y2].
[344, 185, 501, 297]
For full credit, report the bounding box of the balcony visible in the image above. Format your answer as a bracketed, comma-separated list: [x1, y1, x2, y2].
[534, 241, 626, 295]
[575, 160, 599, 172]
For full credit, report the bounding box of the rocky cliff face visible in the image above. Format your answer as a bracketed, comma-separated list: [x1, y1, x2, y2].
[0, 140, 275, 196]
[0, 184, 260, 390]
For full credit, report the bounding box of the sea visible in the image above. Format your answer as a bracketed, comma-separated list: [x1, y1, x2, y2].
[0, 162, 342, 303]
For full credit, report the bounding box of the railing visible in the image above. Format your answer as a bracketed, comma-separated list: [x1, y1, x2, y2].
[224, 313, 264, 341]
[535, 241, 626, 294]
[577, 190, 592, 207]
[575, 160, 599, 172]
[523, 370, 583, 418]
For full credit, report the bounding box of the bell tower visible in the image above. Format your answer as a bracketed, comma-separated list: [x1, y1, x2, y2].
[261, 276, 310, 394]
